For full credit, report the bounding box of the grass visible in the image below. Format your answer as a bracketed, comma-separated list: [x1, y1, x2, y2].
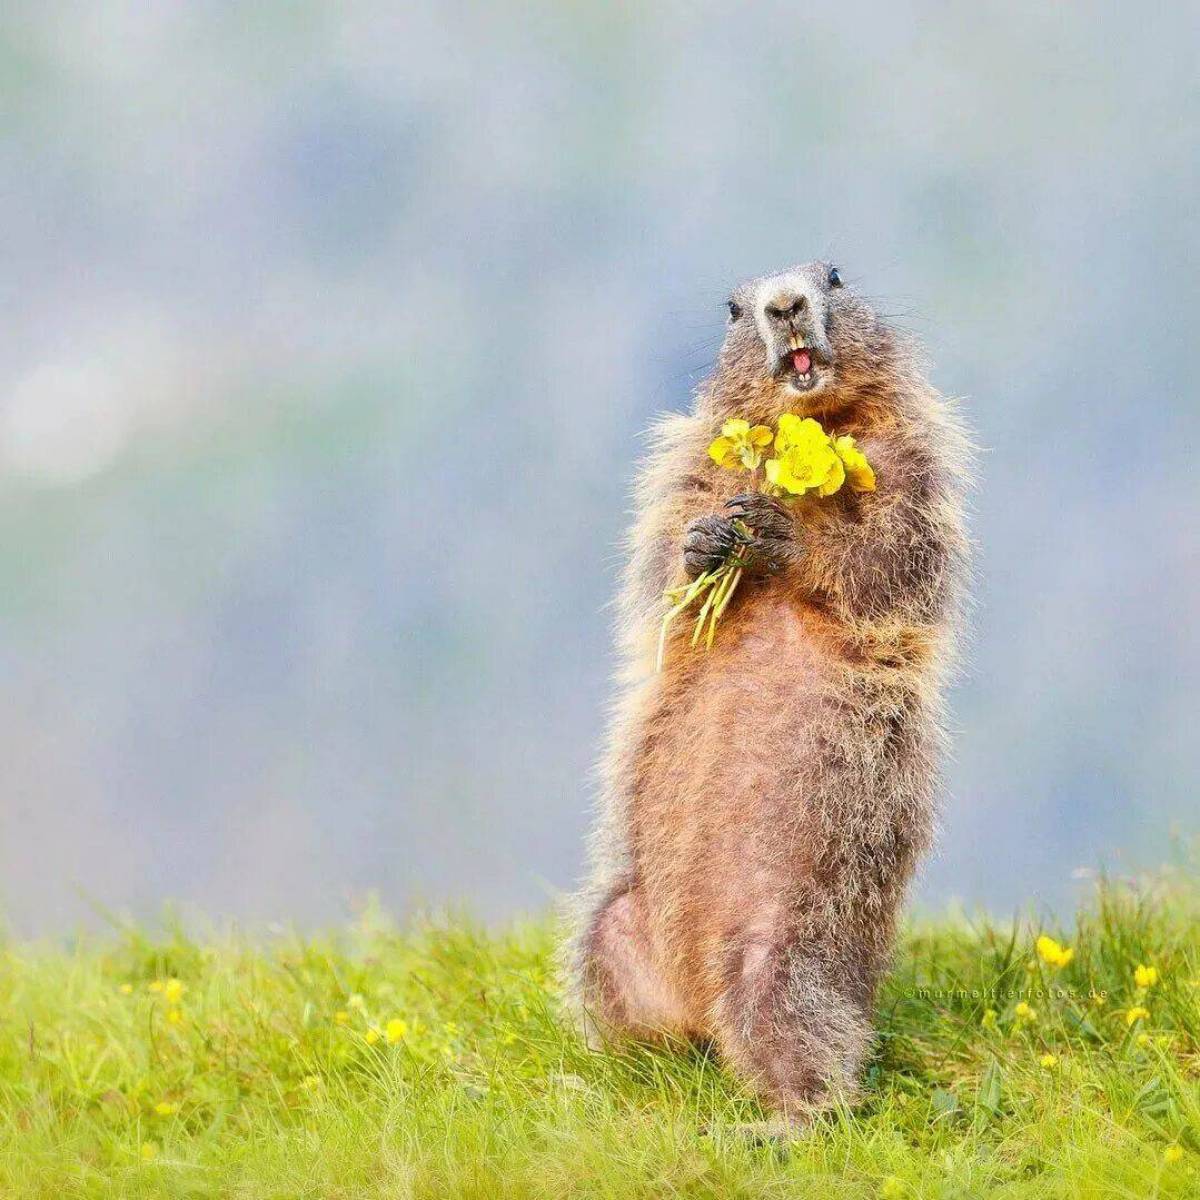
[3, 868, 1200, 1199]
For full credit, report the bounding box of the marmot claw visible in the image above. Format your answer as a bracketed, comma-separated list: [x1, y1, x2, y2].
[724, 492, 794, 541]
[683, 514, 740, 578]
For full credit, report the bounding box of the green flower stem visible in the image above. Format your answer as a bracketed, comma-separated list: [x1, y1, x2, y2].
[657, 548, 750, 669]
[695, 566, 732, 648]
[707, 564, 743, 646]
[690, 564, 731, 648]
[656, 569, 716, 671]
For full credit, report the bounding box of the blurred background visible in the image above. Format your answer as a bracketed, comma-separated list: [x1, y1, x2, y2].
[2, 3, 1197, 935]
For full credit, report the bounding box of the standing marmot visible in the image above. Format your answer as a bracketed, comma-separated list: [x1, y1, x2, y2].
[567, 262, 970, 1126]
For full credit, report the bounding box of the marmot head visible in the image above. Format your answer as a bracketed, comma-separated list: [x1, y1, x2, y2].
[705, 262, 897, 421]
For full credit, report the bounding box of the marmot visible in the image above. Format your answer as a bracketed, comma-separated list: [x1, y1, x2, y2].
[567, 262, 971, 1126]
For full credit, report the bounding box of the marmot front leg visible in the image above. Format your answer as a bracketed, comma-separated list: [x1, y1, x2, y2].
[683, 514, 748, 578]
[683, 495, 800, 580]
[724, 492, 801, 575]
[712, 932, 872, 1122]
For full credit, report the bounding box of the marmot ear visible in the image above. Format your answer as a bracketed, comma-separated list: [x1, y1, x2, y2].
[727, 300, 743, 321]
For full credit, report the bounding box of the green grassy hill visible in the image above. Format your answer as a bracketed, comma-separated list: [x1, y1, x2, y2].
[3, 868, 1199, 1199]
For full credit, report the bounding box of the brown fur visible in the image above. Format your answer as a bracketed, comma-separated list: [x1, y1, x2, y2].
[565, 263, 971, 1122]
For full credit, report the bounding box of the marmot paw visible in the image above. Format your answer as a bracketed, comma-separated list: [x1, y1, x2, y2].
[724, 492, 794, 541]
[683, 514, 747, 578]
[722, 493, 798, 574]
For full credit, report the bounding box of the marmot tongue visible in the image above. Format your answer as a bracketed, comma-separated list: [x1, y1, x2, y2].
[792, 349, 812, 374]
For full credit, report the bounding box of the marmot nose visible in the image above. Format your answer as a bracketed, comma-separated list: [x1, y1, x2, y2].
[762, 293, 807, 323]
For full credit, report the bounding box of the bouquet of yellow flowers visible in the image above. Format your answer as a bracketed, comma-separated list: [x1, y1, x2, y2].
[657, 415, 876, 669]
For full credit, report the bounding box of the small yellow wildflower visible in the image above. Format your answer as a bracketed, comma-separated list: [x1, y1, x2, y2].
[1164, 1144, 1184, 1164]
[333, 1010, 350, 1026]
[832, 434, 877, 492]
[980, 1008, 998, 1030]
[1125, 1006, 1150, 1026]
[501, 1029, 517, 1046]
[163, 978, 185, 1004]
[1039, 1053, 1058, 1069]
[118, 983, 134, 995]
[1014, 1001, 1037, 1022]
[140, 1141, 158, 1161]
[347, 994, 366, 1011]
[153, 1101, 176, 1116]
[707, 419, 774, 471]
[1155, 1034, 1172, 1049]
[385, 1018, 408, 1044]
[1134, 964, 1159, 989]
[147, 980, 164, 994]
[766, 416, 844, 497]
[166, 1007, 184, 1025]
[1036, 935, 1075, 968]
[1136, 1033, 1152, 1048]
[364, 1027, 381, 1045]
[880, 1177, 905, 1199]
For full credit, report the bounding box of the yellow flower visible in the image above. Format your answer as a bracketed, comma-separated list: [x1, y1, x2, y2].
[1136, 1033, 1152, 1048]
[1164, 1144, 1184, 1164]
[766, 416, 843, 497]
[163, 978, 185, 1004]
[1134, 964, 1159, 989]
[1014, 1001, 1037, 1022]
[832, 434, 877, 493]
[385, 1018, 408, 1044]
[147, 980, 164, 994]
[140, 1141, 158, 1161]
[1036, 935, 1075, 968]
[153, 1101, 176, 1116]
[333, 1010, 350, 1026]
[707, 419, 774, 471]
[166, 1008, 184, 1025]
[1125, 1005, 1150, 1026]
[364, 1027, 381, 1045]
[774, 414, 820, 451]
[1039, 1053, 1058, 1069]
[347, 994, 366, 1011]
[980, 1008, 998, 1029]
[118, 983, 134, 995]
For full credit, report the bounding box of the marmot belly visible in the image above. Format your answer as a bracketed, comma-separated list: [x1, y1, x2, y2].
[627, 599, 934, 1029]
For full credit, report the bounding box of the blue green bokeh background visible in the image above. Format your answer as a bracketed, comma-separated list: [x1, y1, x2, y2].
[3, 3, 1196, 931]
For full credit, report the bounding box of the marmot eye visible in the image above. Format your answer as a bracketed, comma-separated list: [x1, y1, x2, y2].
[727, 299, 742, 321]
[827, 267, 842, 288]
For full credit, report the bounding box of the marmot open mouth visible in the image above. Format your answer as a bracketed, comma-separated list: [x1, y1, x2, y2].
[777, 347, 828, 393]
